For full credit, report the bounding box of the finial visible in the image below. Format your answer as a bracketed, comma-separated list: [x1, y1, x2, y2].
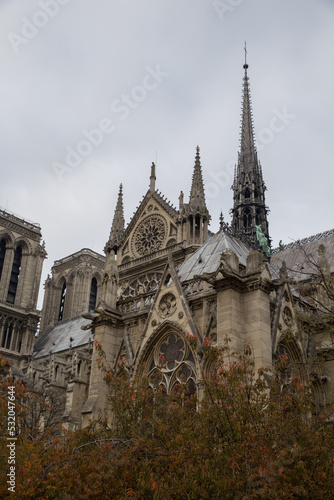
[219, 210, 224, 230]
[179, 190, 184, 209]
[243, 41, 248, 70]
[150, 162, 156, 191]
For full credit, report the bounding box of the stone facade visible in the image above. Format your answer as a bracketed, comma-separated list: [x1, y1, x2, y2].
[1, 60, 333, 429]
[0, 208, 46, 373]
[39, 248, 105, 334]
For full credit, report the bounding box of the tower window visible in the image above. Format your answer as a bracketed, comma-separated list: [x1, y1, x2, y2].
[89, 277, 97, 311]
[243, 208, 252, 228]
[195, 215, 201, 241]
[58, 281, 67, 321]
[1, 322, 13, 350]
[256, 209, 262, 225]
[0, 239, 6, 282]
[17, 331, 23, 353]
[244, 188, 251, 200]
[7, 246, 22, 304]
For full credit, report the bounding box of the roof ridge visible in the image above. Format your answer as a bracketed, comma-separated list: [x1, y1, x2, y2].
[272, 228, 334, 254]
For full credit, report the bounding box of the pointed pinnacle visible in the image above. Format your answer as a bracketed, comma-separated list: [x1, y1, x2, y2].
[219, 211, 224, 230]
[105, 184, 125, 252]
[189, 146, 207, 211]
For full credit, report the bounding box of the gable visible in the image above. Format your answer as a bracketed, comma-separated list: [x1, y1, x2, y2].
[119, 191, 178, 264]
[135, 258, 200, 368]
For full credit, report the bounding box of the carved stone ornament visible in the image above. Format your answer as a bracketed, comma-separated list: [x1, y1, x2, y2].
[283, 306, 293, 326]
[158, 293, 177, 318]
[133, 216, 166, 256]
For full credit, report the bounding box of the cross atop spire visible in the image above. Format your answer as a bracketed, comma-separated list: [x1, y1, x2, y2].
[189, 146, 206, 211]
[105, 184, 125, 254]
[244, 41, 248, 68]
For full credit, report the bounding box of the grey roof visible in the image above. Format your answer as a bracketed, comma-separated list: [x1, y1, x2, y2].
[178, 230, 251, 282]
[271, 229, 334, 281]
[33, 316, 91, 359]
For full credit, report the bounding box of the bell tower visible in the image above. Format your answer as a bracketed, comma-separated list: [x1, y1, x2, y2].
[231, 47, 270, 246]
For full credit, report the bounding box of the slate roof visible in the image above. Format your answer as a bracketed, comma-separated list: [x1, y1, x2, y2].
[271, 229, 334, 281]
[178, 229, 251, 282]
[33, 316, 91, 359]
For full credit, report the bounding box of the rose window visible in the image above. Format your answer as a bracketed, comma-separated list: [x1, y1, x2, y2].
[134, 216, 166, 256]
[159, 335, 185, 371]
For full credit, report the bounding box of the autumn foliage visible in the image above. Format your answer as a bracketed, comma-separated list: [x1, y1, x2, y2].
[1, 340, 334, 499]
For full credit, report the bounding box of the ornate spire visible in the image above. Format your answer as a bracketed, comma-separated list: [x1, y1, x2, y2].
[105, 184, 125, 254]
[178, 146, 210, 247]
[231, 48, 270, 250]
[189, 146, 206, 210]
[240, 46, 256, 169]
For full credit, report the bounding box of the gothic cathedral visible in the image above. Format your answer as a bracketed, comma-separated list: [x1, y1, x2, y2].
[1, 59, 333, 429]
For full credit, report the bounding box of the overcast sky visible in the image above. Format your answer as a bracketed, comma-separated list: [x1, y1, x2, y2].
[0, 0, 333, 308]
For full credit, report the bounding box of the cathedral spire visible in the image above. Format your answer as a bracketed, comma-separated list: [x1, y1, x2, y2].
[105, 184, 125, 255]
[240, 44, 256, 169]
[189, 146, 206, 210]
[231, 49, 270, 251]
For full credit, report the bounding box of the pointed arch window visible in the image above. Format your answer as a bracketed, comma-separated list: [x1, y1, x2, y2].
[16, 331, 23, 353]
[0, 239, 6, 282]
[244, 188, 251, 200]
[1, 322, 13, 350]
[7, 246, 22, 304]
[256, 209, 262, 225]
[89, 277, 97, 311]
[194, 215, 201, 241]
[146, 333, 197, 401]
[58, 281, 67, 321]
[243, 208, 252, 228]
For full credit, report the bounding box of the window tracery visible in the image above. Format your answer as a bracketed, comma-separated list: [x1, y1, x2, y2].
[118, 272, 162, 301]
[132, 216, 167, 256]
[146, 333, 197, 395]
[158, 293, 177, 318]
